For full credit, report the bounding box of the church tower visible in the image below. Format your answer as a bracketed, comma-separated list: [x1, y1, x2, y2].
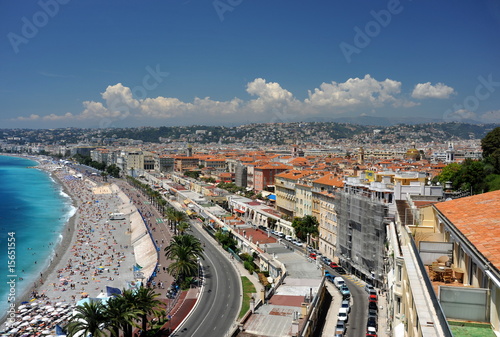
[445, 142, 455, 163]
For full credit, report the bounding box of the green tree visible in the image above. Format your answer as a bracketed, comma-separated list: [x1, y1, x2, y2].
[481, 126, 500, 157]
[455, 159, 486, 193]
[434, 162, 461, 186]
[67, 301, 107, 337]
[164, 234, 204, 287]
[291, 215, 319, 242]
[177, 221, 191, 235]
[133, 287, 164, 333]
[104, 295, 140, 337]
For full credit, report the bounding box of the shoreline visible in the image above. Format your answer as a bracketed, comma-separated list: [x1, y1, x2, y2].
[0, 157, 80, 325]
[1, 159, 138, 330]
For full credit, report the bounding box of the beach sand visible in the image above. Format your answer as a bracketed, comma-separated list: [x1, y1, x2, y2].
[1, 163, 142, 332]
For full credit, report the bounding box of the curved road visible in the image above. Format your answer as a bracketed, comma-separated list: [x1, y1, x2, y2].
[325, 265, 368, 337]
[170, 221, 241, 337]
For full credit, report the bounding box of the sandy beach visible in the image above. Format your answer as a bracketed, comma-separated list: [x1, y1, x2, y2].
[0, 163, 144, 334]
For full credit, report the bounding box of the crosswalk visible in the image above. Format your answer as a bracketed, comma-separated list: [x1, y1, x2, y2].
[344, 274, 365, 287]
[155, 218, 164, 224]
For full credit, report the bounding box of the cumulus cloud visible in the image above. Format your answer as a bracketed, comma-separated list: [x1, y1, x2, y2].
[479, 110, 500, 123]
[14, 75, 431, 125]
[443, 109, 477, 122]
[305, 75, 403, 107]
[411, 82, 455, 99]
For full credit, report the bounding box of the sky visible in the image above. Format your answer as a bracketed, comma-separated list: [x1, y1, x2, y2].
[1, 0, 500, 129]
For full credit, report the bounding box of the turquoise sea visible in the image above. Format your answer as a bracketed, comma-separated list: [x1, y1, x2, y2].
[0, 156, 75, 317]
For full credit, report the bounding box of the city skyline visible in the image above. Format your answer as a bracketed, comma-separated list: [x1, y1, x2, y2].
[1, 0, 500, 128]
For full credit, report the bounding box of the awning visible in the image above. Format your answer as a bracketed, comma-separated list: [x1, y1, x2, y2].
[235, 209, 245, 214]
[183, 199, 191, 205]
[268, 194, 276, 201]
[186, 210, 195, 216]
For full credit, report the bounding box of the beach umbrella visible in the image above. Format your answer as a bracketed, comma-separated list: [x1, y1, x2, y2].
[22, 316, 31, 321]
[42, 330, 51, 334]
[41, 317, 50, 322]
[34, 315, 43, 320]
[19, 322, 29, 327]
[54, 302, 64, 307]
[46, 308, 55, 312]
[20, 308, 28, 313]
[18, 305, 27, 310]
[9, 328, 19, 333]
[30, 319, 38, 324]
[43, 305, 53, 310]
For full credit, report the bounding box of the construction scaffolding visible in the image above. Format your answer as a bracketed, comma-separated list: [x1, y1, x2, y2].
[334, 191, 388, 286]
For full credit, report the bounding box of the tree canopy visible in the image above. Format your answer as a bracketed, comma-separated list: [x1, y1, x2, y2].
[291, 215, 319, 242]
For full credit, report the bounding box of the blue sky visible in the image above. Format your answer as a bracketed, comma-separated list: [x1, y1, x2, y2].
[1, 0, 500, 128]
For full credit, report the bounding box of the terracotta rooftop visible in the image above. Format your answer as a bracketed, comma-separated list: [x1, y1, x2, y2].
[434, 190, 500, 269]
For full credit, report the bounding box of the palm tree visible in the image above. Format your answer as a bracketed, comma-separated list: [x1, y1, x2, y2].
[177, 221, 191, 235]
[133, 287, 165, 333]
[165, 234, 204, 284]
[67, 301, 107, 337]
[171, 210, 187, 235]
[119, 289, 142, 337]
[104, 295, 141, 337]
[165, 207, 176, 231]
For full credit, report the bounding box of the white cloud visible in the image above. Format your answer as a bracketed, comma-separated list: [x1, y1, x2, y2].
[305, 75, 403, 108]
[444, 109, 477, 122]
[479, 110, 500, 123]
[14, 75, 428, 125]
[411, 82, 455, 99]
[17, 114, 41, 121]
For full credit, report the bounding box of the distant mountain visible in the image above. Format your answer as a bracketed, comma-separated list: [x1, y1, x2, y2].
[331, 116, 445, 126]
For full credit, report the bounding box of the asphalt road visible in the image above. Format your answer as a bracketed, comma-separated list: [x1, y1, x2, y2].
[325, 265, 368, 337]
[170, 221, 241, 337]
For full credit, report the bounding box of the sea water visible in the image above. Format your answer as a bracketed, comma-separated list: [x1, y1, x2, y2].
[0, 155, 75, 317]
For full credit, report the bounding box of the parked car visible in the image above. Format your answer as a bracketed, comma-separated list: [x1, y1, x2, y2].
[364, 284, 375, 293]
[285, 235, 293, 242]
[277, 232, 284, 238]
[368, 308, 377, 317]
[258, 225, 267, 231]
[337, 307, 349, 322]
[325, 271, 335, 283]
[369, 294, 378, 302]
[339, 284, 350, 298]
[334, 266, 346, 274]
[335, 320, 346, 335]
[333, 277, 345, 289]
[367, 316, 378, 329]
[293, 239, 303, 247]
[341, 299, 351, 313]
[330, 261, 339, 268]
[309, 253, 317, 260]
[368, 301, 378, 312]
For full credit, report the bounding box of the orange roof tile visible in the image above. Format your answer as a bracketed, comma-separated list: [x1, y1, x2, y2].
[434, 190, 500, 269]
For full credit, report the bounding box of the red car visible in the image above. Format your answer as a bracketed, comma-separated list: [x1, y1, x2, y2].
[309, 253, 317, 260]
[369, 294, 378, 302]
[329, 262, 339, 268]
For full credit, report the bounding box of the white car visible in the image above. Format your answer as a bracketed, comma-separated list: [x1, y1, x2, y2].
[337, 307, 349, 322]
[294, 240, 303, 247]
